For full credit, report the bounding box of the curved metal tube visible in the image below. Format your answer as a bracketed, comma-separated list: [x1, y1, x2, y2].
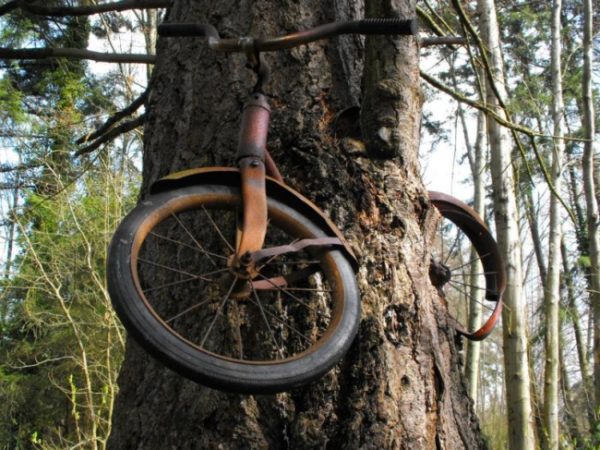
[428, 191, 506, 341]
[157, 18, 417, 52]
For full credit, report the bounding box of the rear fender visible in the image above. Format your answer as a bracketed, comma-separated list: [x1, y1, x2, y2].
[151, 167, 358, 272]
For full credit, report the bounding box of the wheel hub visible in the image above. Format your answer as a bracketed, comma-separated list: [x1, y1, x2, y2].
[429, 258, 451, 288]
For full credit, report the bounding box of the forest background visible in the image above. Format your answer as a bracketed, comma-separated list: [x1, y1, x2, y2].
[0, 0, 598, 449]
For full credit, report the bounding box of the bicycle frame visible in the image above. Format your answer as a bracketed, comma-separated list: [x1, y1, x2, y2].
[149, 89, 359, 283]
[235, 93, 270, 263]
[154, 17, 417, 276]
[151, 17, 503, 336]
[105, 17, 504, 394]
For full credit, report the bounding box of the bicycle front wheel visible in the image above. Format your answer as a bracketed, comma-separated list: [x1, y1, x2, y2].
[108, 184, 360, 393]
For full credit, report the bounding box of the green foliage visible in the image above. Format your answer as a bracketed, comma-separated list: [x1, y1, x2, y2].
[0, 157, 139, 449]
[577, 255, 592, 269]
[0, 7, 144, 449]
[0, 77, 25, 125]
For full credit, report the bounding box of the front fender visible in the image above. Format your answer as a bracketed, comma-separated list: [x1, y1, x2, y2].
[151, 167, 358, 272]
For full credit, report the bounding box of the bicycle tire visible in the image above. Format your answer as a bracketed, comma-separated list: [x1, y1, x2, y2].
[107, 184, 360, 393]
[428, 191, 505, 341]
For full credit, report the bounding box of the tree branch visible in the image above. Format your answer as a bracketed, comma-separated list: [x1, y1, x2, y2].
[4, 0, 170, 17]
[420, 71, 588, 143]
[0, 0, 18, 15]
[76, 89, 148, 145]
[421, 37, 466, 47]
[0, 161, 42, 173]
[449, 0, 576, 224]
[0, 47, 156, 64]
[75, 114, 146, 156]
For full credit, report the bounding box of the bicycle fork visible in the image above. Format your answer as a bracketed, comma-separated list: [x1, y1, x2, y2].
[234, 92, 271, 269]
[231, 93, 344, 290]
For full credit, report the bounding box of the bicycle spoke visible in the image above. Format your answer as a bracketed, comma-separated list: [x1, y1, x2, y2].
[170, 212, 220, 267]
[256, 273, 318, 313]
[447, 281, 495, 312]
[200, 277, 237, 348]
[251, 285, 285, 359]
[451, 270, 498, 278]
[449, 278, 489, 291]
[442, 232, 461, 266]
[150, 231, 228, 261]
[165, 296, 213, 324]
[246, 294, 313, 345]
[143, 268, 230, 294]
[138, 257, 216, 281]
[201, 205, 235, 253]
[450, 253, 491, 272]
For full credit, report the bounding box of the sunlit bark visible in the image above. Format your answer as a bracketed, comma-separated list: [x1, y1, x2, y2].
[477, 0, 535, 448]
[541, 1, 565, 447]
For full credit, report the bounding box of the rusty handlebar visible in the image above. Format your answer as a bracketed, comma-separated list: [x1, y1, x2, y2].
[158, 18, 417, 52]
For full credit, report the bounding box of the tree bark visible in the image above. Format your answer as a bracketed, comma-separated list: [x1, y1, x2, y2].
[541, 1, 565, 447]
[581, 0, 600, 421]
[460, 107, 486, 403]
[561, 239, 595, 433]
[107, 1, 486, 448]
[477, 0, 536, 448]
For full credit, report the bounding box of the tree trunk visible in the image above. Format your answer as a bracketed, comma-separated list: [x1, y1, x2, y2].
[559, 337, 583, 445]
[477, 0, 536, 448]
[523, 189, 547, 286]
[107, 1, 486, 448]
[542, 1, 565, 447]
[561, 239, 595, 434]
[1, 171, 19, 325]
[460, 107, 486, 403]
[581, 0, 600, 421]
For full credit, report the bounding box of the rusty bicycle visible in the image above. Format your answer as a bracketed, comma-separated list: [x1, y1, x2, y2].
[107, 18, 504, 394]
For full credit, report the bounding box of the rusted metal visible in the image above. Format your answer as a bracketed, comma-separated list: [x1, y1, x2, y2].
[429, 258, 451, 288]
[236, 93, 271, 161]
[255, 18, 417, 51]
[428, 191, 506, 341]
[251, 265, 320, 290]
[158, 18, 417, 52]
[235, 157, 268, 262]
[264, 149, 283, 183]
[429, 191, 506, 300]
[125, 188, 349, 365]
[230, 93, 271, 272]
[149, 167, 358, 271]
[250, 237, 343, 263]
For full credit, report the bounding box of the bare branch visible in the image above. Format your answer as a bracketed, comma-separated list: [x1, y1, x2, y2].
[75, 114, 146, 156]
[77, 88, 148, 145]
[450, 0, 577, 224]
[7, 0, 170, 17]
[0, 161, 42, 173]
[0, 182, 31, 190]
[420, 71, 588, 143]
[421, 37, 466, 47]
[0, 47, 156, 64]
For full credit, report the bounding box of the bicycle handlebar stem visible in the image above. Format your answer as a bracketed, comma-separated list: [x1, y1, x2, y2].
[157, 18, 417, 52]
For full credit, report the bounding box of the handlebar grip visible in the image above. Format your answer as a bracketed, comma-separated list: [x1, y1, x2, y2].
[157, 23, 219, 40]
[354, 18, 418, 36]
